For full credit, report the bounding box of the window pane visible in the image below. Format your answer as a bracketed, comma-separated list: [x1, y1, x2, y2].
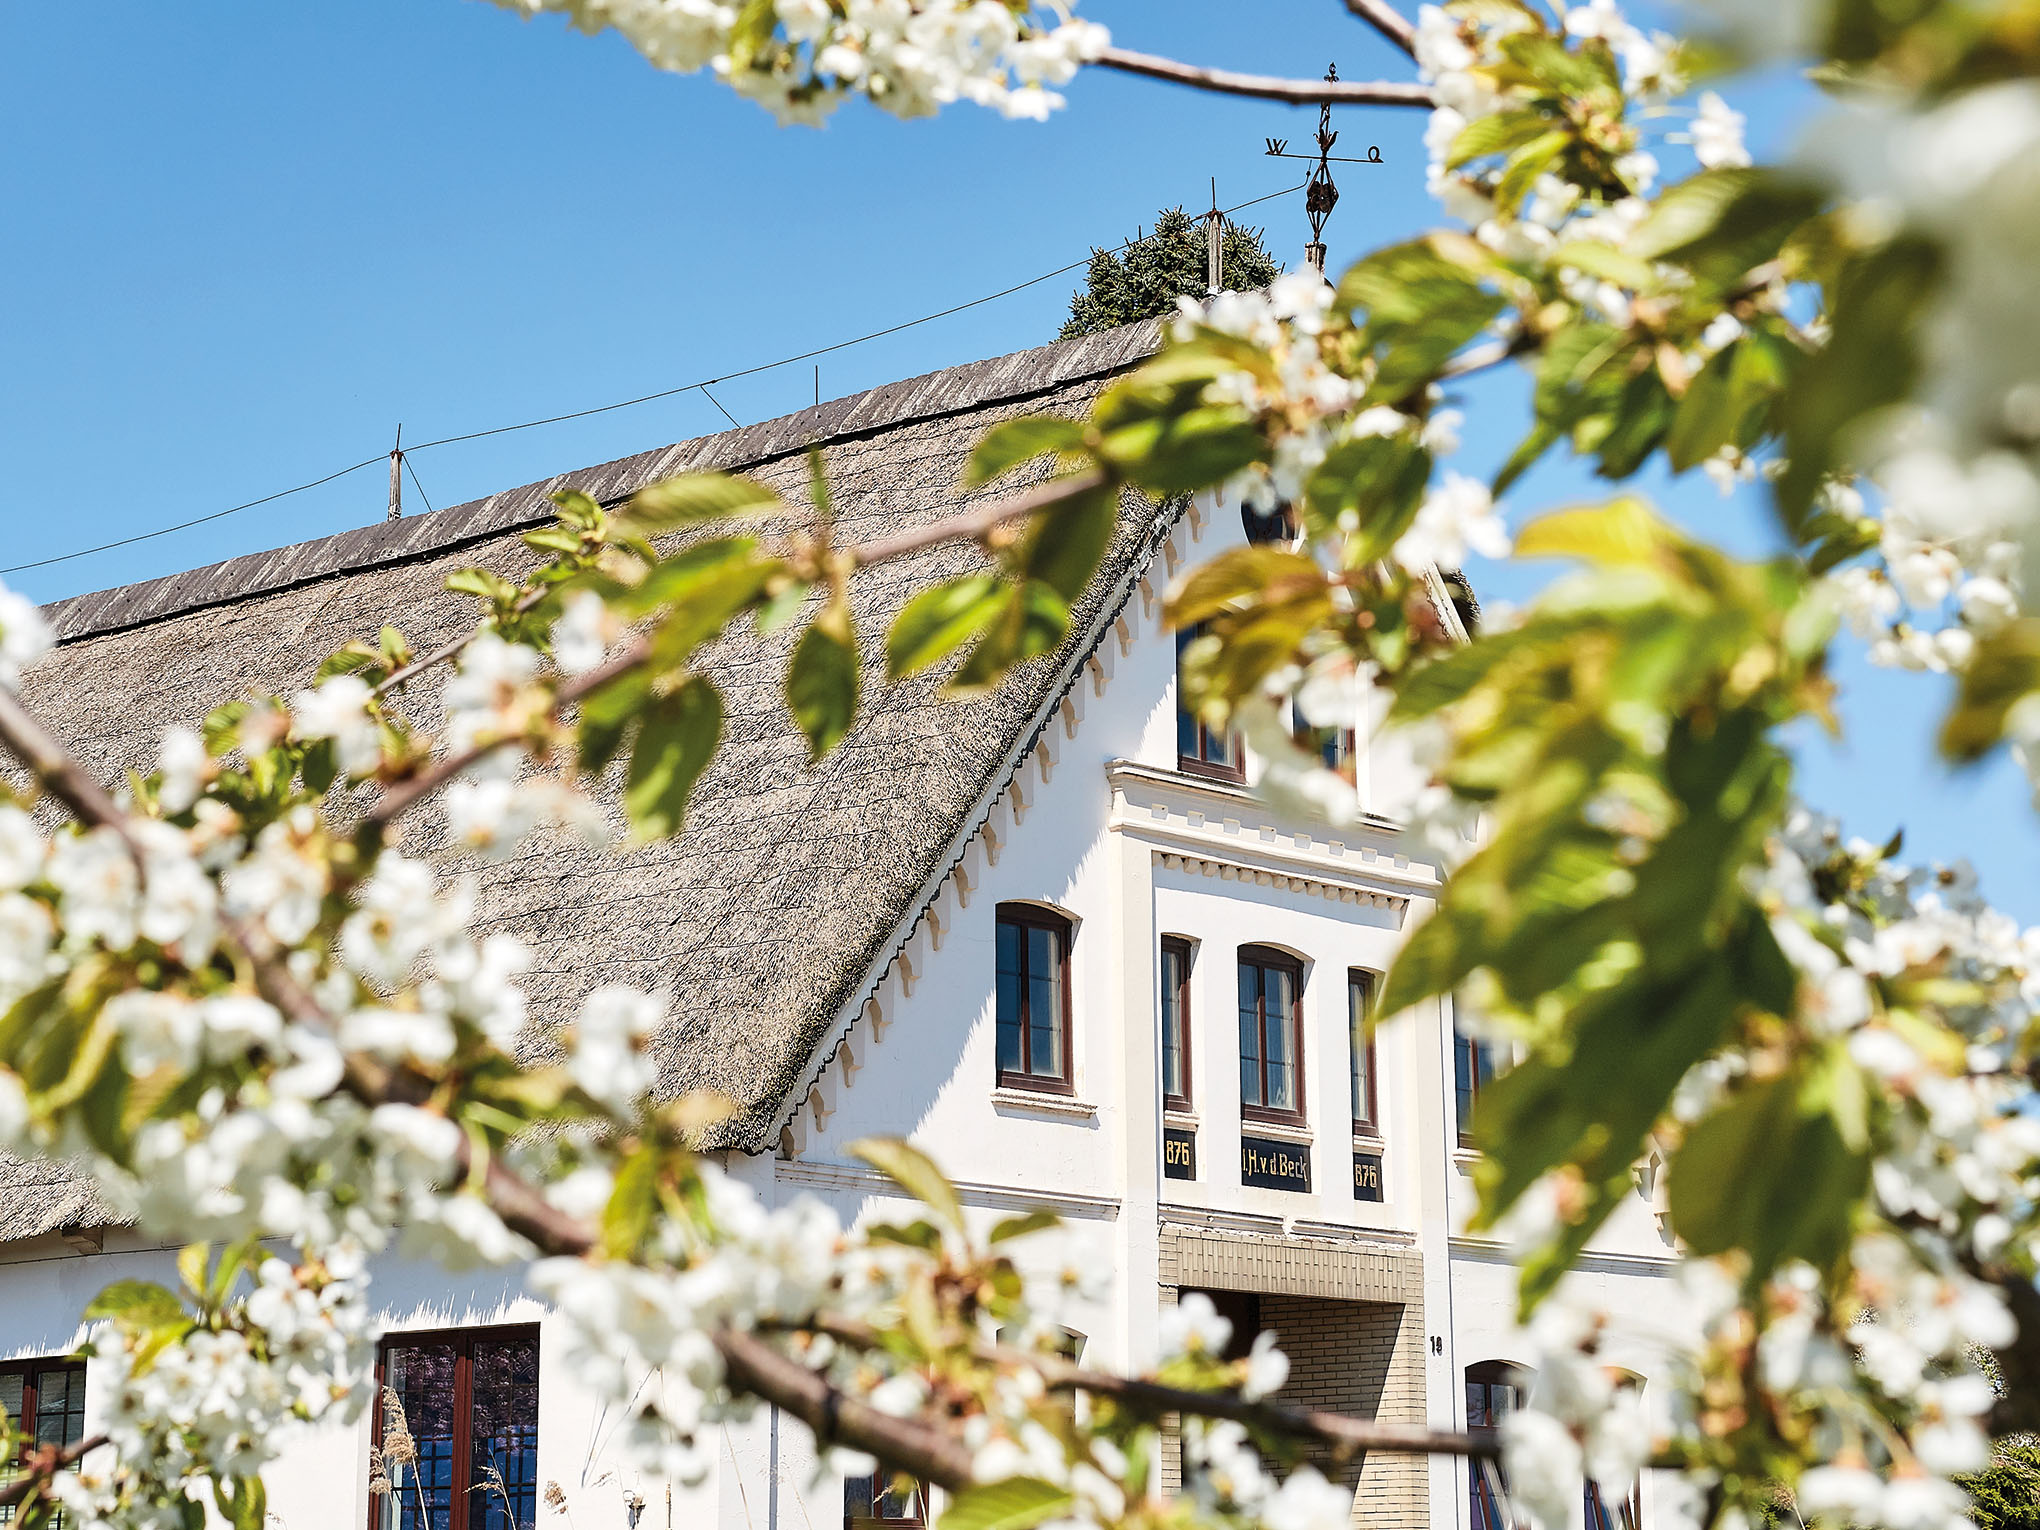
[1160, 945, 1184, 1102]
[469, 1336, 539, 1530]
[1237, 963, 1262, 1107]
[34, 1368, 84, 1450]
[996, 920, 1022, 1074]
[1264, 966, 1295, 1112]
[1350, 975, 1372, 1126]
[1455, 1029, 1478, 1139]
[1176, 630, 1199, 761]
[383, 1344, 458, 1530]
[0, 1373, 21, 1436]
[1026, 925, 1061, 1079]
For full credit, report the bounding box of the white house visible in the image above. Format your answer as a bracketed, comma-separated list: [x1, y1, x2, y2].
[0, 320, 1679, 1530]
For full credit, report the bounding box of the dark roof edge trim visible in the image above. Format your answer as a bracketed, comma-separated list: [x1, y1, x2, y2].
[45, 321, 1162, 649]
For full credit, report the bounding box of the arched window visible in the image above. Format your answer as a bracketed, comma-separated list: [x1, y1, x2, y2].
[1465, 1361, 1527, 1530]
[1241, 501, 1298, 544]
[1465, 1363, 1642, 1530]
[1238, 945, 1305, 1124]
[1587, 1373, 1644, 1530]
[996, 904, 1073, 1094]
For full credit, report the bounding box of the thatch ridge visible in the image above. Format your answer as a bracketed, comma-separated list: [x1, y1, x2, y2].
[46, 321, 1161, 648]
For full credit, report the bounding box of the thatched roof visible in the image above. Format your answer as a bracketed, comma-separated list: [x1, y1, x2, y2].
[1, 321, 1169, 1243]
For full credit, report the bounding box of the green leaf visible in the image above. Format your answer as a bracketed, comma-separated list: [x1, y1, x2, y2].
[1493, 129, 1572, 217]
[1499, 31, 1612, 97]
[577, 666, 652, 774]
[849, 1136, 964, 1238]
[787, 603, 860, 759]
[623, 676, 723, 841]
[1514, 497, 1679, 566]
[86, 1279, 187, 1331]
[887, 575, 1008, 680]
[1666, 1061, 1869, 1278]
[963, 417, 1088, 489]
[622, 473, 781, 534]
[1778, 236, 1942, 528]
[1017, 481, 1119, 602]
[603, 1145, 661, 1258]
[1305, 434, 1432, 560]
[1665, 345, 1742, 473]
[947, 583, 1070, 694]
[176, 1243, 209, 1300]
[1626, 167, 1826, 290]
[939, 1479, 1075, 1530]
[446, 568, 519, 605]
[1446, 108, 1554, 169]
[214, 1475, 268, 1530]
[987, 1208, 1061, 1244]
[1943, 619, 2040, 763]
[1549, 240, 1658, 292]
[523, 525, 585, 556]
[1170, 546, 1324, 628]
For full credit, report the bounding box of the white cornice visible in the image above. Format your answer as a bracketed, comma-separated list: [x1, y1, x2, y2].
[775, 1159, 1121, 1222]
[1448, 1235, 1679, 1277]
[1105, 760, 1443, 901]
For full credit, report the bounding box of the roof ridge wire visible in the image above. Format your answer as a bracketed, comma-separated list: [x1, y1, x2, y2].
[4, 181, 1306, 579]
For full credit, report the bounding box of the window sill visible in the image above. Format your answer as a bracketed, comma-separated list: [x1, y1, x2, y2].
[1352, 1129, 1383, 1150]
[1452, 1146, 1481, 1173]
[992, 1088, 1099, 1121]
[1163, 1109, 1200, 1129]
[1240, 1118, 1313, 1145]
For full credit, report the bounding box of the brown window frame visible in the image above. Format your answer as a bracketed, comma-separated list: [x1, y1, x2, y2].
[1455, 1023, 1497, 1149]
[1176, 627, 1245, 783]
[1349, 969, 1379, 1138]
[995, 903, 1075, 1096]
[844, 1472, 928, 1530]
[1, 1358, 87, 1507]
[1237, 944, 1307, 1127]
[1160, 937, 1194, 1114]
[368, 1324, 540, 1530]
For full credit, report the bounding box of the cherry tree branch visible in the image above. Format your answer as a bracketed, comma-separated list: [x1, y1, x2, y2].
[1094, 47, 1434, 106]
[0, 1433, 110, 1510]
[1342, 0, 1419, 56]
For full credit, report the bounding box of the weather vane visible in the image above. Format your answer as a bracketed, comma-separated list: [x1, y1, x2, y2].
[1264, 64, 1383, 268]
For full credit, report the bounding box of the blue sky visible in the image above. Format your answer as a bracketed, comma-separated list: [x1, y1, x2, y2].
[4, 3, 2027, 915]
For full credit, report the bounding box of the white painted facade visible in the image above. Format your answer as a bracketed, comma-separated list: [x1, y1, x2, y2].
[0, 497, 1679, 1530]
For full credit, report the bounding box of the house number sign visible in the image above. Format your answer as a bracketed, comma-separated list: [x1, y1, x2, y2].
[1240, 1135, 1312, 1193]
[1163, 1127, 1197, 1181]
[1352, 1150, 1384, 1202]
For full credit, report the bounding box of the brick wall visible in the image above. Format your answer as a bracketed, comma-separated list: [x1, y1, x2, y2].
[1260, 1293, 1429, 1530]
[1154, 1230, 1429, 1530]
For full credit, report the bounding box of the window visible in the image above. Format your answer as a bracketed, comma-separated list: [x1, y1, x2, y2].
[371, 1327, 539, 1530]
[844, 1474, 927, 1530]
[1237, 946, 1305, 1124]
[1349, 970, 1378, 1136]
[1241, 501, 1298, 544]
[996, 905, 1073, 1093]
[1176, 627, 1243, 782]
[1455, 1022, 1497, 1148]
[1160, 937, 1193, 1113]
[1, 1361, 86, 1525]
[1465, 1361, 1525, 1530]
